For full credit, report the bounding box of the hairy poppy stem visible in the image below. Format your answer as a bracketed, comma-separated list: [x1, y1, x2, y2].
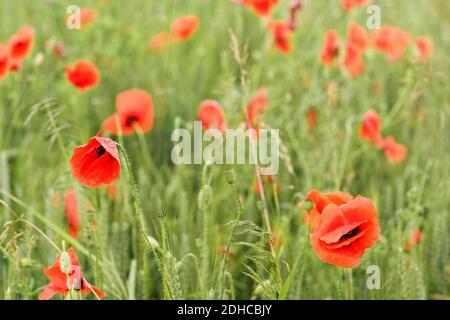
[117, 144, 153, 251]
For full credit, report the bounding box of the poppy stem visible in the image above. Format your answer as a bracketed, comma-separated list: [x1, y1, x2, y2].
[347, 268, 354, 300]
[117, 144, 153, 251]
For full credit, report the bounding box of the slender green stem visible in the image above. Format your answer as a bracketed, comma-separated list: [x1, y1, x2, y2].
[347, 268, 354, 300]
[117, 144, 154, 251]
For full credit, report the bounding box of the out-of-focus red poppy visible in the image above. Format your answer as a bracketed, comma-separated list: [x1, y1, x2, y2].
[341, 0, 370, 12]
[405, 228, 422, 250]
[270, 232, 283, 253]
[64, 188, 80, 239]
[102, 89, 155, 135]
[8, 25, 35, 62]
[382, 136, 407, 164]
[0, 44, 9, 80]
[310, 196, 380, 268]
[218, 245, 236, 258]
[415, 36, 433, 63]
[149, 32, 172, 52]
[106, 182, 118, 200]
[268, 20, 292, 54]
[233, 0, 280, 17]
[65, 60, 100, 91]
[46, 40, 65, 58]
[307, 107, 317, 132]
[347, 22, 368, 54]
[319, 29, 340, 66]
[253, 175, 280, 195]
[198, 100, 227, 133]
[69, 132, 121, 188]
[342, 44, 365, 78]
[246, 88, 268, 128]
[372, 26, 411, 62]
[359, 109, 384, 148]
[171, 16, 200, 41]
[303, 190, 354, 230]
[9, 59, 21, 72]
[80, 8, 97, 28]
[39, 248, 105, 300]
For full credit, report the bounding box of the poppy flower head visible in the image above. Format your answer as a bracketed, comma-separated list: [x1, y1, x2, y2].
[39, 248, 105, 300]
[303, 190, 354, 230]
[307, 107, 317, 132]
[80, 8, 97, 28]
[319, 29, 340, 66]
[415, 36, 433, 63]
[359, 109, 384, 148]
[0, 44, 9, 80]
[246, 88, 268, 127]
[347, 22, 369, 53]
[198, 100, 227, 133]
[171, 16, 200, 41]
[102, 89, 155, 136]
[310, 196, 380, 268]
[244, 0, 280, 17]
[382, 136, 407, 164]
[65, 60, 100, 91]
[341, 0, 370, 12]
[268, 20, 292, 54]
[342, 44, 365, 78]
[69, 132, 121, 188]
[8, 25, 35, 62]
[149, 32, 172, 52]
[372, 26, 411, 62]
[405, 228, 422, 250]
[64, 188, 80, 239]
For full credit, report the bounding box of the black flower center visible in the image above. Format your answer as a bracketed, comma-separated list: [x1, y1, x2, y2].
[95, 146, 106, 158]
[339, 226, 360, 242]
[125, 116, 139, 127]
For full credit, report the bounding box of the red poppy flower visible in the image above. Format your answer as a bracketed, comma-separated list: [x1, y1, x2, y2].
[39, 248, 105, 300]
[341, 0, 370, 12]
[65, 60, 100, 91]
[102, 89, 155, 135]
[342, 44, 365, 78]
[307, 107, 317, 132]
[64, 188, 80, 239]
[198, 100, 227, 133]
[246, 88, 268, 127]
[242, 0, 280, 17]
[310, 196, 380, 268]
[80, 8, 97, 28]
[415, 36, 433, 63]
[382, 136, 407, 164]
[8, 25, 35, 62]
[268, 20, 292, 54]
[347, 22, 368, 54]
[69, 132, 121, 188]
[253, 175, 280, 195]
[46, 40, 65, 58]
[149, 32, 172, 52]
[405, 228, 422, 250]
[0, 44, 9, 80]
[303, 190, 354, 230]
[171, 16, 200, 41]
[359, 109, 384, 148]
[319, 29, 340, 66]
[372, 26, 411, 62]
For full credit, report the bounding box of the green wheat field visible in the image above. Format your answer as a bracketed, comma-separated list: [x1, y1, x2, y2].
[0, 0, 449, 300]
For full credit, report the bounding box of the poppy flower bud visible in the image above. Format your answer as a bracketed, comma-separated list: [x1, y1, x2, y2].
[303, 200, 313, 211]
